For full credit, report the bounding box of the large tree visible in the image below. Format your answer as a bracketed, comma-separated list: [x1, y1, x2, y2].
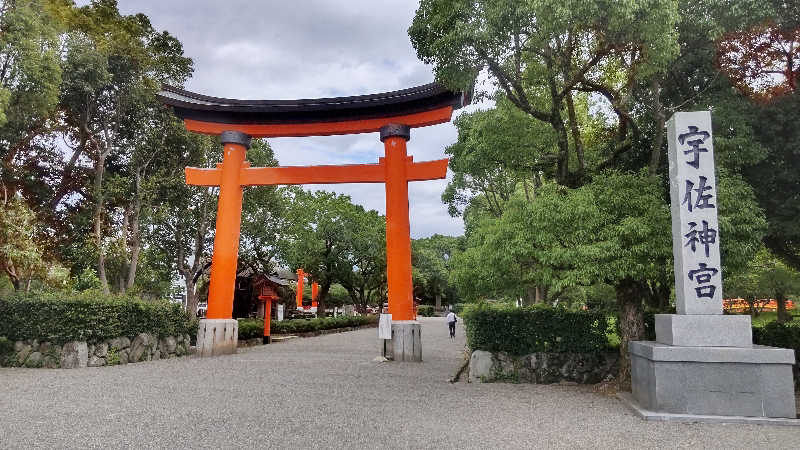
[412, 0, 776, 388]
[279, 189, 386, 318]
[412, 234, 463, 309]
[410, 0, 680, 185]
[57, 0, 191, 293]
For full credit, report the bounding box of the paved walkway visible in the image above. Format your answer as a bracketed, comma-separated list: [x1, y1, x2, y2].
[1, 317, 798, 449]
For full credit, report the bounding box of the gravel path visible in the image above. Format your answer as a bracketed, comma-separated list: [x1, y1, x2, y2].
[1, 317, 798, 449]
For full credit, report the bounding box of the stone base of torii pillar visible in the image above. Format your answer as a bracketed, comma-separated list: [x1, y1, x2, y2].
[196, 319, 238, 357]
[381, 321, 422, 362]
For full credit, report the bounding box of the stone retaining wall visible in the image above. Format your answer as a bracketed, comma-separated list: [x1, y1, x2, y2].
[468, 350, 618, 384]
[2, 333, 192, 369]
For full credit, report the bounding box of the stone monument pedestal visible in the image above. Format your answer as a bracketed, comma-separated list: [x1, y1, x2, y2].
[381, 321, 422, 362]
[196, 319, 238, 357]
[627, 314, 797, 422]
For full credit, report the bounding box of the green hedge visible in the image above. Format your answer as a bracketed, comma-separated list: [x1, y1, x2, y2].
[417, 305, 435, 317]
[0, 292, 197, 344]
[754, 321, 800, 353]
[462, 303, 611, 355]
[237, 315, 378, 340]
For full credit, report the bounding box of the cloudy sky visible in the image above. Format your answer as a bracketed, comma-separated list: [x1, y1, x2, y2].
[108, 0, 478, 238]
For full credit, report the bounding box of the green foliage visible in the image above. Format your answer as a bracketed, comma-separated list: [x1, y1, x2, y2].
[412, 234, 463, 306]
[749, 310, 800, 328]
[239, 139, 283, 274]
[0, 0, 63, 131]
[417, 305, 435, 317]
[442, 100, 556, 217]
[0, 336, 13, 365]
[462, 303, 611, 355]
[450, 170, 765, 305]
[237, 319, 264, 340]
[106, 345, 120, 366]
[742, 94, 800, 269]
[0, 196, 46, 288]
[451, 303, 467, 314]
[237, 315, 378, 339]
[753, 321, 800, 359]
[71, 267, 102, 291]
[279, 189, 386, 315]
[0, 292, 195, 344]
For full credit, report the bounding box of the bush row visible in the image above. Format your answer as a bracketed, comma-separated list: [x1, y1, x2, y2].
[237, 315, 378, 339]
[0, 292, 197, 345]
[753, 321, 800, 353]
[417, 305, 435, 317]
[462, 303, 611, 355]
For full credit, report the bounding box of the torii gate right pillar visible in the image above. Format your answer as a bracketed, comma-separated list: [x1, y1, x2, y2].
[381, 124, 421, 361]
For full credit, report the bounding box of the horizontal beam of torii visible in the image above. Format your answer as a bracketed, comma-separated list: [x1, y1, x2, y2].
[185, 157, 448, 186]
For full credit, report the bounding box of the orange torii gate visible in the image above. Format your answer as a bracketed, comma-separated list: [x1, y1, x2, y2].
[292, 269, 318, 310]
[159, 83, 469, 360]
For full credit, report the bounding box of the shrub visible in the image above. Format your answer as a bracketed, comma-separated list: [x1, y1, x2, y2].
[753, 321, 800, 390]
[237, 315, 378, 339]
[0, 292, 195, 344]
[237, 319, 265, 340]
[0, 336, 13, 365]
[462, 303, 612, 355]
[753, 321, 800, 352]
[417, 305, 435, 317]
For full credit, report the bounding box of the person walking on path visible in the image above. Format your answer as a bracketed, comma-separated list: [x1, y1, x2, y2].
[446, 310, 457, 339]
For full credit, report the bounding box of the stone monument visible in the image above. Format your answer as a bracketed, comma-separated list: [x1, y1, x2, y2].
[625, 111, 797, 423]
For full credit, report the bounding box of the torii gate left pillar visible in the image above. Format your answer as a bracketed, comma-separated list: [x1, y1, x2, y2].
[196, 131, 250, 357]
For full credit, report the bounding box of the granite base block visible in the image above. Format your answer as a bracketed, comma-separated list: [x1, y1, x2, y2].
[655, 314, 752, 347]
[618, 392, 800, 426]
[629, 341, 796, 419]
[196, 319, 238, 358]
[381, 321, 422, 362]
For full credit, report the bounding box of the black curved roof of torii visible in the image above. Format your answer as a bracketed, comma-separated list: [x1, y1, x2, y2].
[157, 82, 470, 125]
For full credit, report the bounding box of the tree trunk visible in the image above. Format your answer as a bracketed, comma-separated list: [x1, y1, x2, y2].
[317, 283, 331, 318]
[93, 155, 110, 294]
[565, 91, 585, 177]
[776, 292, 790, 323]
[615, 279, 645, 391]
[126, 171, 143, 291]
[435, 293, 441, 310]
[184, 276, 198, 318]
[552, 110, 570, 185]
[647, 79, 666, 176]
[524, 286, 541, 305]
[4, 263, 20, 291]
